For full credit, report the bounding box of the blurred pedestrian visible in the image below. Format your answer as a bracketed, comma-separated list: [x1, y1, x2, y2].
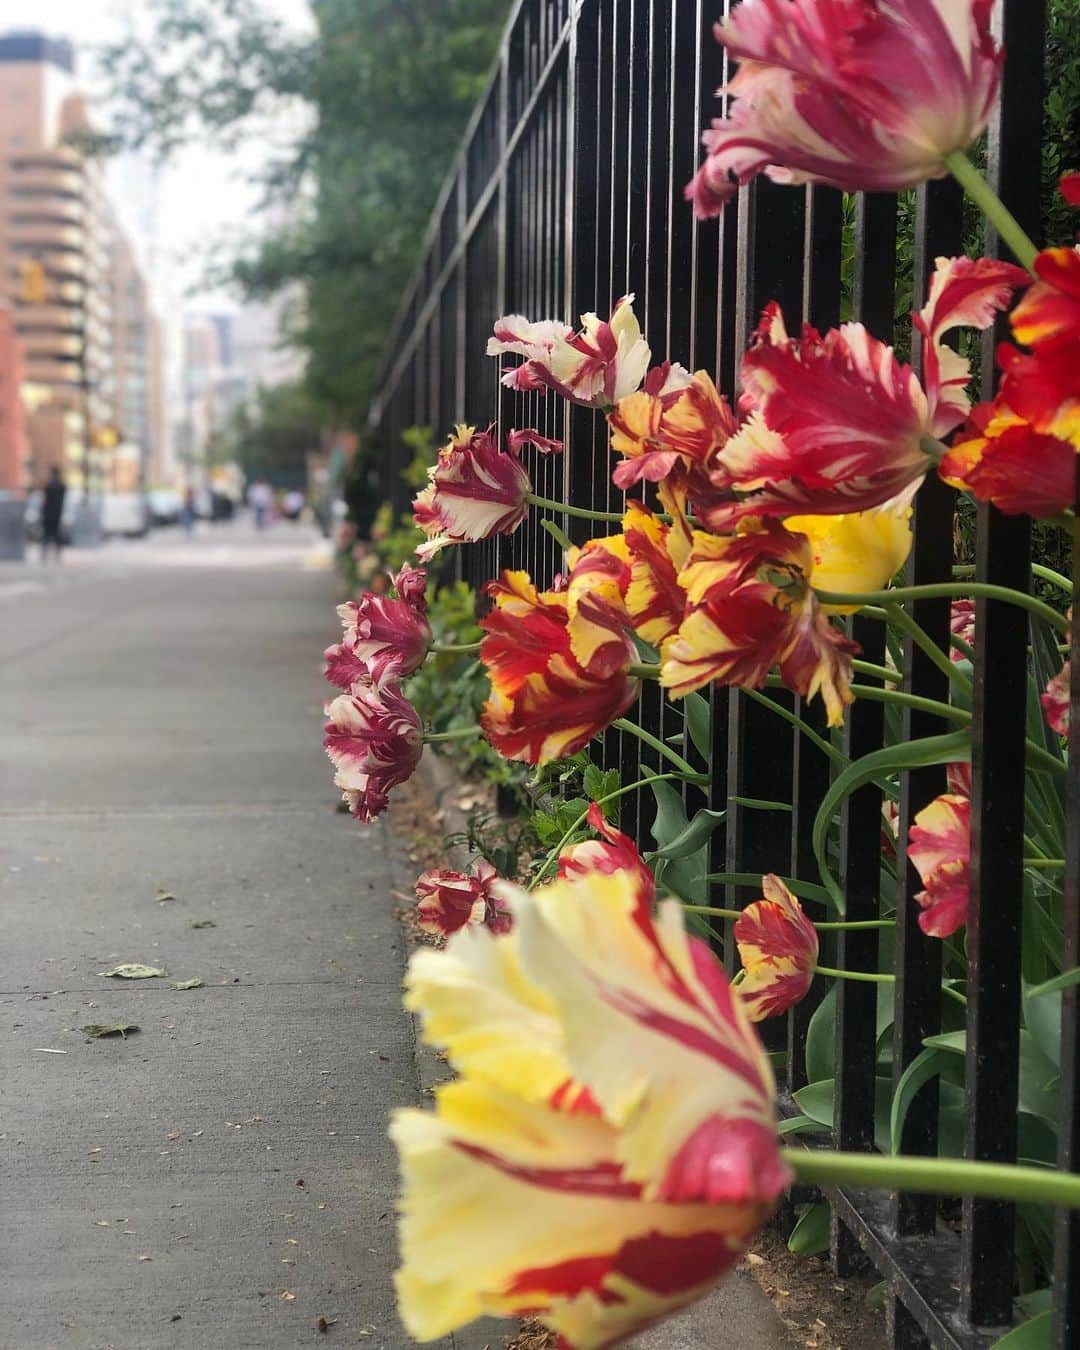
[41, 466, 66, 562]
[248, 479, 273, 530]
[282, 489, 305, 522]
[180, 486, 197, 535]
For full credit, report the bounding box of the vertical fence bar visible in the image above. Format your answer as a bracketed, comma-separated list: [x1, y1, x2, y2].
[959, 0, 1044, 1325]
[1053, 497, 1080, 1346]
[832, 190, 894, 1286]
[724, 176, 803, 991]
[787, 183, 843, 1091]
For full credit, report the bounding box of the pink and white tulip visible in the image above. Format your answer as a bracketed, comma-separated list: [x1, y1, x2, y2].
[413, 425, 533, 561]
[324, 683, 423, 823]
[415, 861, 514, 938]
[326, 582, 432, 691]
[687, 0, 1003, 218]
[489, 296, 651, 408]
[699, 259, 1021, 528]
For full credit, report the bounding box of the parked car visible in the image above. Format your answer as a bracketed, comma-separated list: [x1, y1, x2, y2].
[101, 492, 150, 538]
[147, 489, 183, 526]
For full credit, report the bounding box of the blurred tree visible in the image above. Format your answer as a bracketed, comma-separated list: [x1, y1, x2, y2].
[99, 0, 510, 424]
[206, 381, 322, 487]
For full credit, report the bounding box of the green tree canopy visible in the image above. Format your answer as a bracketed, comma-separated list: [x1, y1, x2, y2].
[99, 0, 510, 425]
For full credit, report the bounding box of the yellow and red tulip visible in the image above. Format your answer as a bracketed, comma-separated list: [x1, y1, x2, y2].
[733, 876, 819, 1023]
[479, 571, 640, 765]
[660, 521, 857, 727]
[393, 845, 789, 1347]
[908, 793, 971, 938]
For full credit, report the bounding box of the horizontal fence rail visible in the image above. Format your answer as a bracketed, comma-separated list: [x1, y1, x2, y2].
[366, 2, 1075, 1346]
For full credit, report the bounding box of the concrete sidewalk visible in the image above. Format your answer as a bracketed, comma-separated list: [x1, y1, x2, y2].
[0, 530, 436, 1348]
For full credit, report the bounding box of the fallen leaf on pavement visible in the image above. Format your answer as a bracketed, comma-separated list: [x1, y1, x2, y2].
[190, 920, 216, 930]
[280, 1291, 296, 1302]
[99, 964, 165, 979]
[155, 891, 177, 903]
[166, 1130, 181, 1141]
[136, 1255, 152, 1262]
[33, 1047, 67, 1054]
[170, 978, 203, 990]
[82, 1024, 140, 1039]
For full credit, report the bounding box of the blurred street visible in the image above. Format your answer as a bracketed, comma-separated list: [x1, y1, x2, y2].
[0, 524, 432, 1348]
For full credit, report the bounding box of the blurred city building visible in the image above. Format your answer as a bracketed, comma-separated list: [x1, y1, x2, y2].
[0, 30, 164, 495]
[0, 301, 28, 491]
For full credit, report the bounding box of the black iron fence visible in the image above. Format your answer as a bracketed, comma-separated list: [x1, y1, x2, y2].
[366, 2, 1078, 1346]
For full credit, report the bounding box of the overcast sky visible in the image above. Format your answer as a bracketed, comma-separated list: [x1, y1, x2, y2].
[14, 0, 315, 311]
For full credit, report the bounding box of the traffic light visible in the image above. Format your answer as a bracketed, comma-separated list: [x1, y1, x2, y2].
[92, 425, 120, 450]
[19, 260, 47, 305]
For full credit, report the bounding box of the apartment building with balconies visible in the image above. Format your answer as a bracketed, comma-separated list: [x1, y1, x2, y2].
[0, 31, 163, 495]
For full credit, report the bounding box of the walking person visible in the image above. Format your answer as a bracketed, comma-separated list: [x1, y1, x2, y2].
[40, 467, 66, 562]
[247, 479, 273, 531]
[180, 486, 197, 536]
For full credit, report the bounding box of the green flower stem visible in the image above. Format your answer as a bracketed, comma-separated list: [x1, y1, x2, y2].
[815, 919, 896, 931]
[918, 435, 950, 464]
[424, 726, 482, 743]
[815, 582, 1071, 639]
[846, 683, 970, 725]
[1025, 858, 1066, 869]
[682, 904, 894, 932]
[881, 603, 974, 699]
[525, 491, 623, 523]
[784, 1149, 1080, 1207]
[815, 966, 966, 1006]
[731, 795, 793, 813]
[613, 717, 707, 780]
[852, 659, 901, 685]
[1031, 564, 1075, 596]
[529, 771, 685, 887]
[1027, 743, 1069, 779]
[703, 872, 831, 904]
[540, 518, 575, 553]
[743, 687, 847, 766]
[943, 150, 1039, 271]
[430, 641, 483, 655]
[628, 662, 662, 680]
[814, 964, 894, 985]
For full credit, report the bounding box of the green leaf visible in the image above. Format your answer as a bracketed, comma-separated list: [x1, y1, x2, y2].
[990, 1311, 1051, 1348]
[812, 731, 971, 911]
[684, 692, 712, 760]
[1026, 966, 1080, 1000]
[81, 1023, 140, 1038]
[922, 1030, 1061, 1129]
[788, 1201, 831, 1256]
[1015, 1289, 1053, 1318]
[792, 1077, 894, 1153]
[170, 978, 203, 991]
[649, 780, 691, 852]
[99, 964, 165, 979]
[891, 1047, 953, 1152]
[648, 808, 727, 861]
[777, 1114, 827, 1136]
[1024, 987, 1062, 1068]
[804, 986, 836, 1085]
